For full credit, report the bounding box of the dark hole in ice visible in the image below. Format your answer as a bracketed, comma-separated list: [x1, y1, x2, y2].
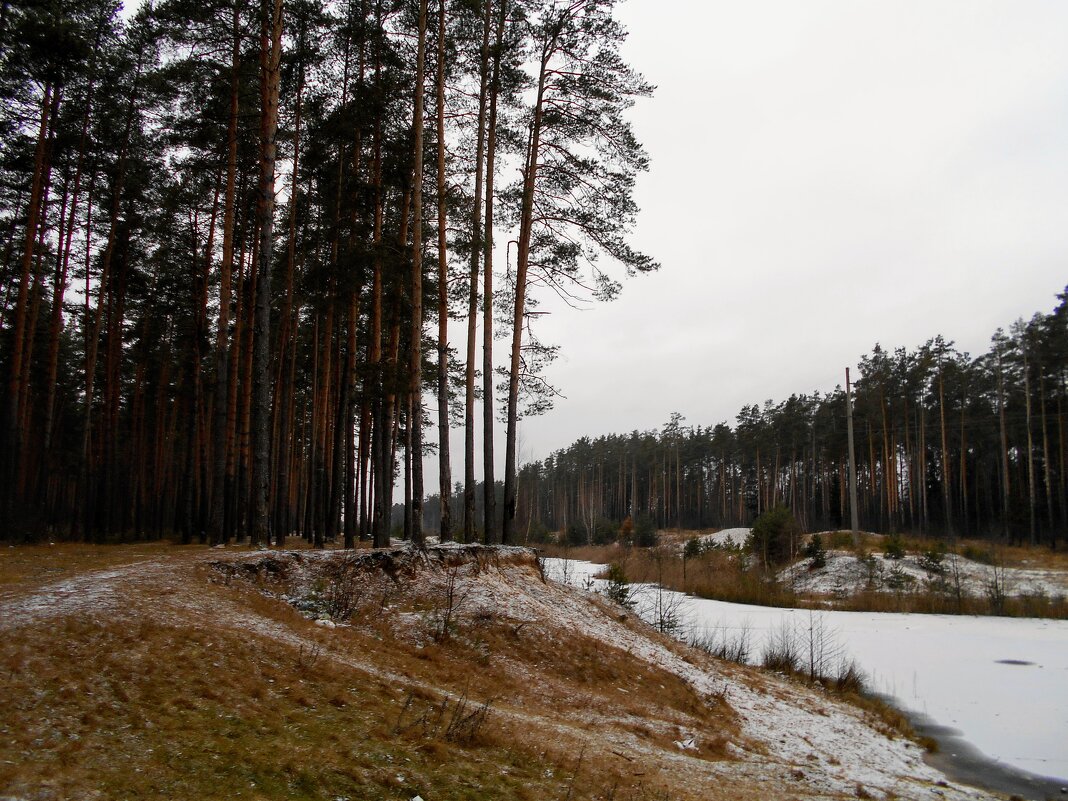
[994, 659, 1035, 666]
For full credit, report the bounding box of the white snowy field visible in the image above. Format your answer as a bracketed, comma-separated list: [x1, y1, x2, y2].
[544, 557, 1068, 783]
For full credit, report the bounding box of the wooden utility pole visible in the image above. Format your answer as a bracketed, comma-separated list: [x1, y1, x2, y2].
[846, 368, 859, 546]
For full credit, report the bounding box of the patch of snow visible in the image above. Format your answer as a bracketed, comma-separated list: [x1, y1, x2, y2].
[699, 528, 751, 548]
[781, 550, 1068, 599]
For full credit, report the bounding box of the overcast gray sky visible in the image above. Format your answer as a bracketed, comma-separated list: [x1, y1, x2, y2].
[470, 0, 1068, 473]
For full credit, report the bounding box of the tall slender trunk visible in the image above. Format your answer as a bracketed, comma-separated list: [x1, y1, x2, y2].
[463, 0, 492, 544]
[482, 0, 506, 543]
[1058, 373, 1066, 539]
[408, 0, 428, 546]
[273, 43, 303, 545]
[82, 56, 144, 541]
[919, 400, 928, 532]
[434, 0, 452, 542]
[250, 0, 284, 546]
[4, 83, 54, 529]
[44, 71, 96, 456]
[938, 366, 952, 538]
[504, 0, 552, 545]
[369, 0, 391, 548]
[1023, 353, 1036, 545]
[958, 391, 968, 536]
[210, 4, 243, 545]
[1040, 374, 1054, 539]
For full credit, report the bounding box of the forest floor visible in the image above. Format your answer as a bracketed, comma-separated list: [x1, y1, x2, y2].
[0, 540, 1010, 801]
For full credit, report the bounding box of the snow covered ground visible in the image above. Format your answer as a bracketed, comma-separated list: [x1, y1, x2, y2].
[697, 527, 751, 548]
[545, 557, 1068, 785]
[781, 549, 1068, 599]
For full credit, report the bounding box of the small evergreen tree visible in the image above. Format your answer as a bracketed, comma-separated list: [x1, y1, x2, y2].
[803, 533, 827, 569]
[602, 562, 633, 608]
[748, 506, 800, 568]
[634, 514, 658, 547]
[884, 533, 906, 560]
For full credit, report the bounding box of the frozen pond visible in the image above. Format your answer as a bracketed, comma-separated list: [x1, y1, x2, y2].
[544, 558, 1068, 785]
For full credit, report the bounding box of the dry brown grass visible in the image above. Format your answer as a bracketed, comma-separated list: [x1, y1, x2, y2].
[0, 611, 571, 801]
[0, 540, 182, 592]
[1, 543, 769, 801]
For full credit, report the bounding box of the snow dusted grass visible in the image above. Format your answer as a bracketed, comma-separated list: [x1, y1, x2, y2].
[0, 543, 742, 801]
[781, 549, 1068, 617]
[1, 548, 581, 801]
[1, 541, 1005, 801]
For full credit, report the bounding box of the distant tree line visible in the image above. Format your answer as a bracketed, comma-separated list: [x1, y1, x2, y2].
[0, 0, 656, 544]
[503, 292, 1068, 547]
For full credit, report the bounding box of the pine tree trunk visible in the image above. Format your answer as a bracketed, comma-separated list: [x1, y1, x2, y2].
[4, 83, 54, 530]
[482, 0, 506, 544]
[209, 5, 243, 545]
[1040, 374, 1054, 539]
[250, 0, 284, 547]
[503, 7, 552, 544]
[938, 367, 952, 538]
[408, 0, 428, 546]
[434, 0, 452, 542]
[1023, 355, 1037, 545]
[463, 0, 490, 544]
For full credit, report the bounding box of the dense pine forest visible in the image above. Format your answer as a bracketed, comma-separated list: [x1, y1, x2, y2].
[500, 295, 1068, 548]
[0, 0, 658, 544]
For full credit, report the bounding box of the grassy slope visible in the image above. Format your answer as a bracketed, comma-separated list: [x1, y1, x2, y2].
[0, 542, 1001, 801]
[0, 544, 741, 801]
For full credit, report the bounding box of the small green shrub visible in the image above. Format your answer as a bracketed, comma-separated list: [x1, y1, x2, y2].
[886, 563, 915, 591]
[565, 524, 586, 546]
[918, 542, 947, 577]
[803, 533, 827, 569]
[857, 551, 882, 589]
[961, 544, 996, 565]
[592, 517, 619, 545]
[884, 533, 906, 560]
